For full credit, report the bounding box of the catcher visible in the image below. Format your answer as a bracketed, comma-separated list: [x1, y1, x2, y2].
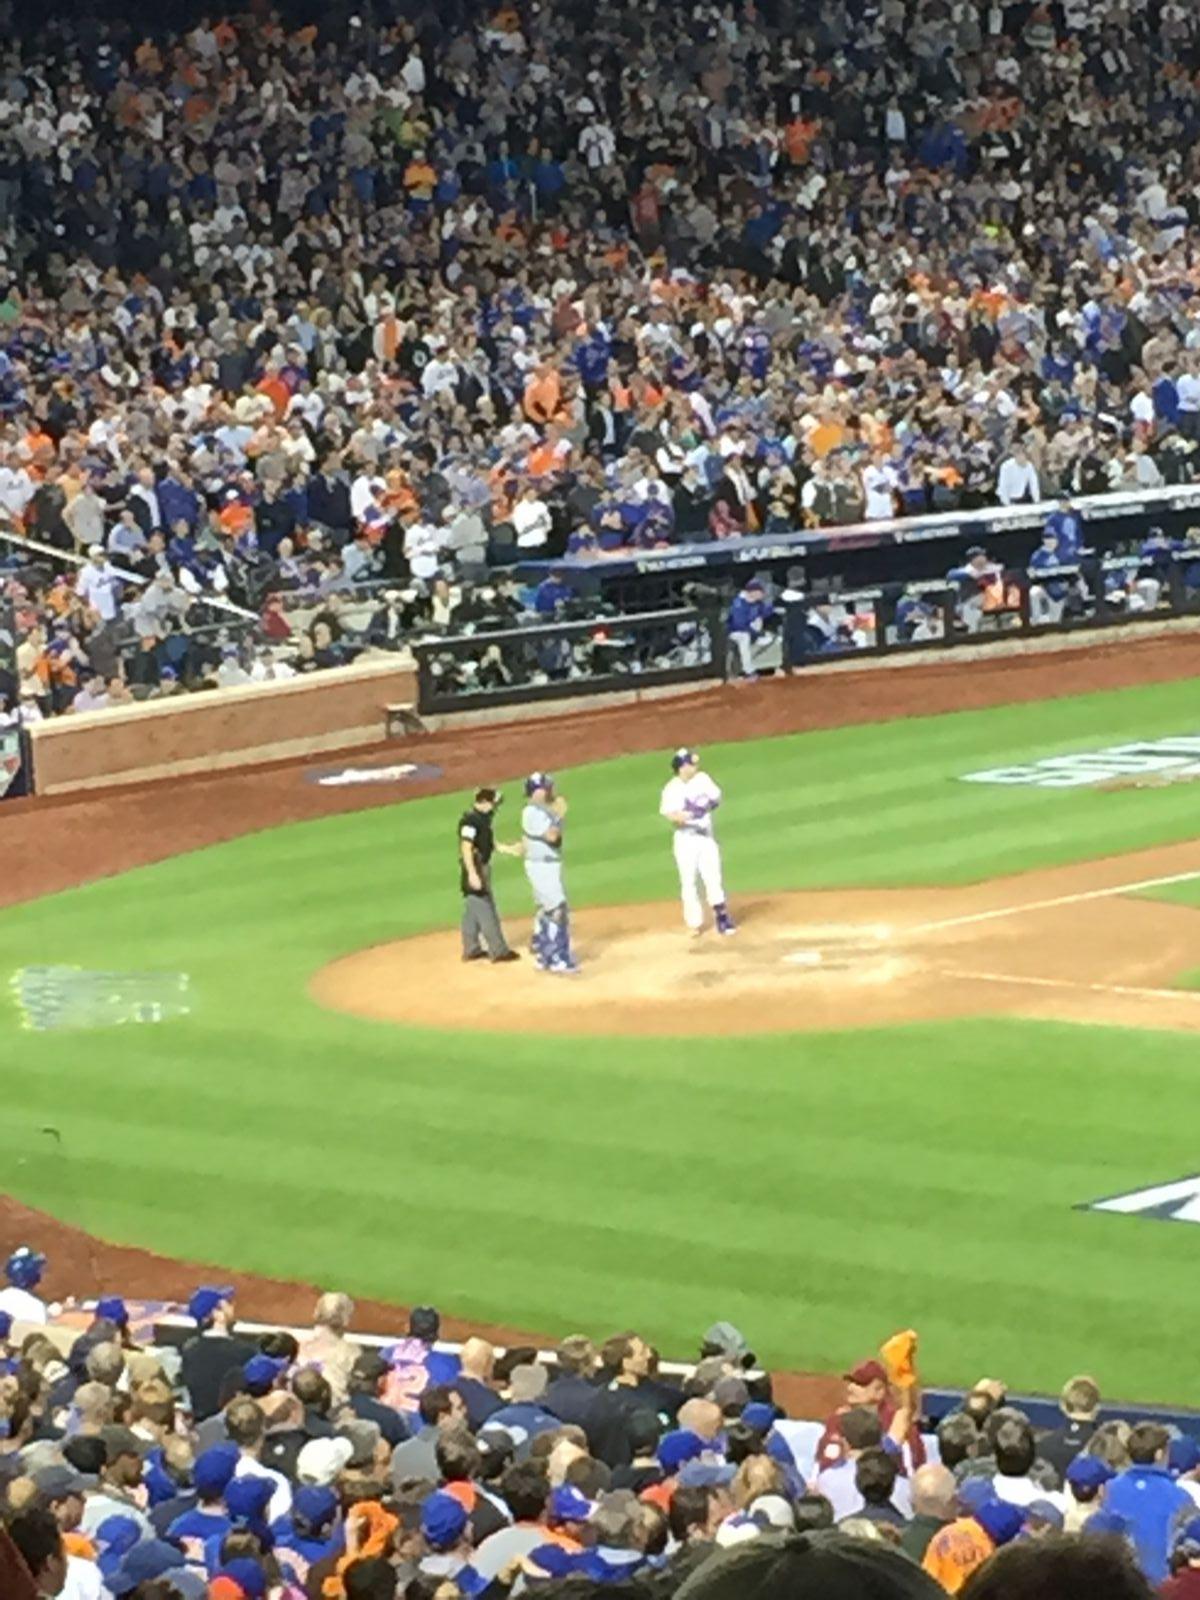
[518, 771, 579, 974]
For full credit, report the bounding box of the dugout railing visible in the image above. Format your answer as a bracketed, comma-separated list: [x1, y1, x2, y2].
[776, 543, 1200, 669]
[413, 604, 727, 715]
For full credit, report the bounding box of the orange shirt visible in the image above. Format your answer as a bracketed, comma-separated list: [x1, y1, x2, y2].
[23, 428, 55, 463]
[922, 1518, 995, 1594]
[785, 116, 819, 164]
[808, 418, 846, 458]
[526, 441, 562, 478]
[404, 160, 436, 199]
[524, 371, 563, 424]
[218, 500, 253, 536]
[256, 375, 291, 419]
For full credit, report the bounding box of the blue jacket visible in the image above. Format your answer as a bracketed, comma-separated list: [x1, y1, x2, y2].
[1028, 544, 1068, 599]
[729, 593, 773, 633]
[534, 577, 575, 615]
[1154, 376, 1181, 424]
[1104, 1464, 1191, 1580]
[1044, 509, 1082, 561]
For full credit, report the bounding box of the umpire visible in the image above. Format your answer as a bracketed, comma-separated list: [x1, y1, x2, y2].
[459, 787, 520, 963]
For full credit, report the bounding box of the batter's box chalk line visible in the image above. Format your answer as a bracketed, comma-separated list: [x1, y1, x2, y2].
[782, 950, 824, 967]
[10, 966, 192, 1032]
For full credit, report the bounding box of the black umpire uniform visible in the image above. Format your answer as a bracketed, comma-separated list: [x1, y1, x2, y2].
[459, 788, 519, 962]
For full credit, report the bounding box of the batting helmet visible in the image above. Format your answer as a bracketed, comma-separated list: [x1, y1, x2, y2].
[6, 1246, 46, 1290]
[671, 748, 699, 771]
[525, 771, 554, 796]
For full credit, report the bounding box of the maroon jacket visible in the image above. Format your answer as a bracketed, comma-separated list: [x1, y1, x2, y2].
[814, 1398, 926, 1473]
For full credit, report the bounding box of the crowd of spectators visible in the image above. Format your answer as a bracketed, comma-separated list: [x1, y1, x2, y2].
[1, 1250, 1200, 1600]
[5, 0, 1200, 714]
[0, 552, 568, 721]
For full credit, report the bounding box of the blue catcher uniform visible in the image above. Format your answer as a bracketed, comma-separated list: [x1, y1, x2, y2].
[522, 772, 578, 974]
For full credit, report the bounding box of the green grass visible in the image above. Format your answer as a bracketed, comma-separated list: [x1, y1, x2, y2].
[5, 675, 1200, 1400]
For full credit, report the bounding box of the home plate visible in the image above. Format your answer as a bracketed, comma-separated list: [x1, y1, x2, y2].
[783, 950, 824, 967]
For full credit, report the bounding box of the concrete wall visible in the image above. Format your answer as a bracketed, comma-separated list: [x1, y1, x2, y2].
[29, 660, 419, 795]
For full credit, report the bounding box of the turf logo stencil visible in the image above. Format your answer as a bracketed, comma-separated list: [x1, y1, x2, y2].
[10, 967, 191, 1032]
[962, 735, 1200, 789]
[306, 762, 443, 787]
[1082, 1176, 1200, 1226]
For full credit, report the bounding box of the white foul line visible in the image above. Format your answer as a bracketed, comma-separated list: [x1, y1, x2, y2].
[910, 867, 1200, 936]
[938, 968, 1200, 1005]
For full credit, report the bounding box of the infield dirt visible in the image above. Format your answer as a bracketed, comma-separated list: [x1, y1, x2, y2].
[313, 841, 1200, 1037]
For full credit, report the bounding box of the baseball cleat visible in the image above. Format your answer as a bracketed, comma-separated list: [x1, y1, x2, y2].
[548, 961, 581, 975]
[715, 916, 738, 936]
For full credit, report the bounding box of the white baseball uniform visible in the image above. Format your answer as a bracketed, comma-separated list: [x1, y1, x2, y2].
[660, 769, 727, 929]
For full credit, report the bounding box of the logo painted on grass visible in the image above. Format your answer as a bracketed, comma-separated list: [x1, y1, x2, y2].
[11, 967, 191, 1032]
[1083, 1176, 1200, 1226]
[962, 735, 1200, 789]
[306, 762, 443, 788]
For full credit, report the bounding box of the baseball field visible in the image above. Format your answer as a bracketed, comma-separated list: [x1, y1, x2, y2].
[5, 656, 1200, 1405]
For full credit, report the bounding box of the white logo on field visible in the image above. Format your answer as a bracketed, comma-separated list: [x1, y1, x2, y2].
[316, 765, 420, 787]
[11, 967, 191, 1032]
[1084, 1175, 1200, 1225]
[962, 735, 1200, 789]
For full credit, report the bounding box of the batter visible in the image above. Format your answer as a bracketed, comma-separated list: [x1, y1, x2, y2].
[659, 747, 736, 936]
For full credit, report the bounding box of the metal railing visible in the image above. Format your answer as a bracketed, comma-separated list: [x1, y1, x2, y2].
[415, 605, 726, 713]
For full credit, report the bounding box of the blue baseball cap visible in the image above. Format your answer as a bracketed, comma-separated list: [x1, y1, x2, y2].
[524, 771, 554, 795]
[194, 1445, 239, 1499]
[215, 1559, 268, 1599]
[956, 1477, 994, 1514]
[548, 1485, 596, 1524]
[671, 748, 699, 771]
[421, 1491, 469, 1549]
[293, 1484, 338, 1532]
[457, 1565, 491, 1596]
[109, 1539, 187, 1597]
[1024, 1499, 1064, 1531]
[242, 1354, 285, 1396]
[6, 1247, 46, 1289]
[1170, 1437, 1200, 1476]
[973, 1500, 1026, 1547]
[95, 1515, 142, 1554]
[225, 1475, 274, 1527]
[1066, 1456, 1116, 1490]
[95, 1515, 142, 1583]
[677, 1459, 737, 1488]
[187, 1284, 233, 1323]
[95, 1296, 128, 1328]
[741, 1402, 776, 1433]
[658, 1430, 706, 1473]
